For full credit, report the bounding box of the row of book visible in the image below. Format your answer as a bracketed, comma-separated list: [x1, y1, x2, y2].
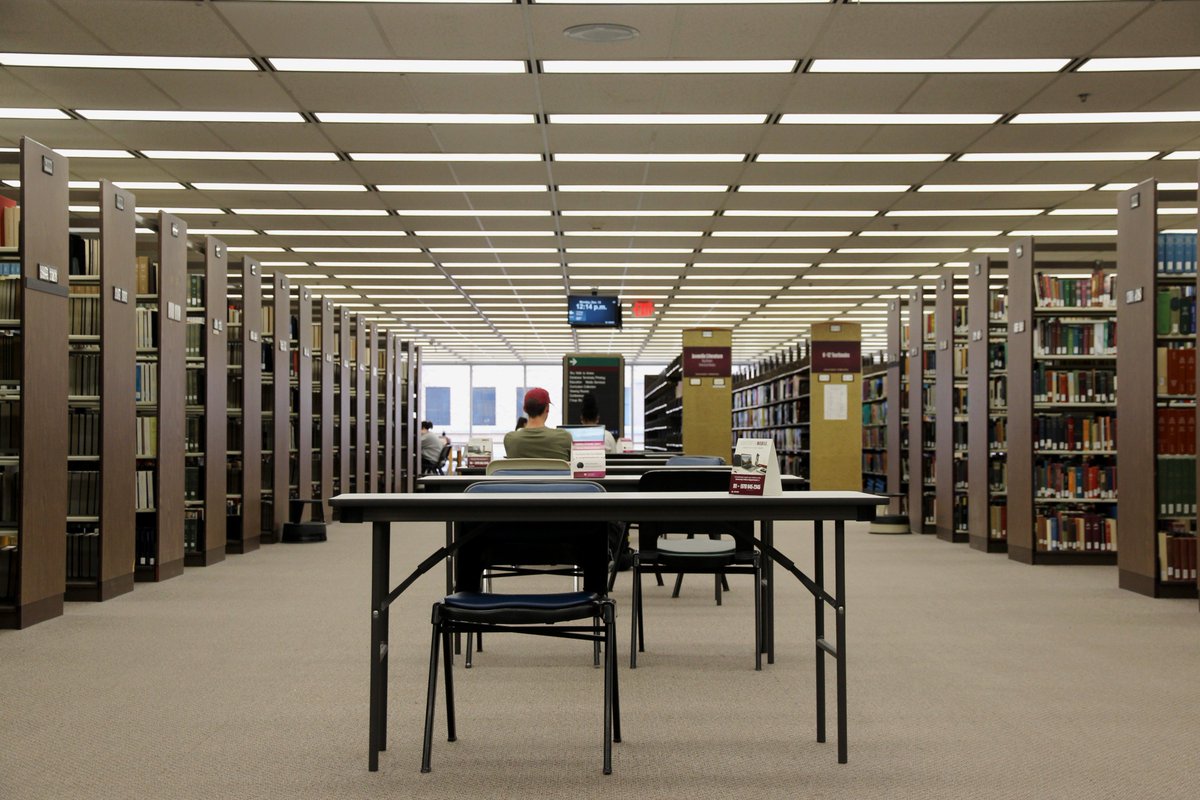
[186, 274, 204, 307]
[67, 470, 100, 516]
[1156, 233, 1198, 275]
[1032, 366, 1116, 404]
[69, 352, 100, 396]
[136, 416, 158, 458]
[135, 256, 158, 296]
[0, 337, 17, 382]
[989, 460, 1007, 492]
[1155, 346, 1196, 397]
[987, 376, 1007, 409]
[135, 306, 157, 349]
[1034, 271, 1116, 309]
[1156, 407, 1195, 455]
[135, 518, 158, 568]
[862, 401, 886, 426]
[183, 508, 204, 554]
[186, 371, 203, 405]
[1033, 319, 1117, 357]
[135, 469, 155, 512]
[1034, 413, 1116, 451]
[68, 409, 99, 456]
[1, 202, 20, 248]
[185, 418, 203, 454]
[68, 236, 100, 277]
[732, 373, 808, 409]
[1158, 532, 1198, 582]
[732, 400, 808, 429]
[862, 451, 885, 475]
[1035, 511, 1117, 552]
[68, 287, 100, 337]
[135, 361, 158, 404]
[1155, 458, 1196, 517]
[0, 546, 14, 600]
[0, 401, 19, 453]
[0, 277, 19, 319]
[1155, 285, 1196, 336]
[65, 530, 101, 580]
[988, 503, 1007, 540]
[0, 466, 17, 529]
[989, 417, 1007, 450]
[185, 321, 204, 356]
[862, 424, 886, 450]
[1034, 461, 1117, 500]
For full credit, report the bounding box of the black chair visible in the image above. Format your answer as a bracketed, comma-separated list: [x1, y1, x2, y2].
[630, 468, 762, 670]
[280, 499, 326, 543]
[422, 481, 621, 774]
[423, 442, 452, 475]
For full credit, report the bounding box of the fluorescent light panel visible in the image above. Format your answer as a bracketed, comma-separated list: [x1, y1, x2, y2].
[377, 184, 547, 192]
[886, 209, 1041, 217]
[559, 185, 729, 193]
[541, 60, 795, 74]
[394, 209, 551, 216]
[0, 53, 256, 70]
[555, 153, 744, 163]
[959, 151, 1156, 162]
[756, 153, 947, 163]
[269, 58, 524, 73]
[918, 184, 1092, 193]
[779, 113, 1000, 125]
[1012, 111, 1200, 124]
[1080, 57, 1200, 72]
[0, 107, 69, 119]
[143, 149, 337, 161]
[194, 182, 365, 192]
[809, 58, 1068, 73]
[78, 109, 303, 123]
[316, 112, 535, 124]
[351, 152, 540, 162]
[740, 185, 909, 193]
[233, 208, 386, 216]
[548, 114, 767, 125]
[724, 210, 878, 217]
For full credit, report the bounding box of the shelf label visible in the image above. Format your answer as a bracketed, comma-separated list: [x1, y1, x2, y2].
[171, 222, 180, 238]
[113, 286, 129, 304]
[971, 330, 983, 341]
[1124, 287, 1144, 304]
[279, 340, 288, 352]
[41, 155, 54, 175]
[250, 331, 259, 342]
[1012, 321, 1025, 334]
[37, 263, 59, 284]
[938, 340, 948, 351]
[115, 193, 125, 211]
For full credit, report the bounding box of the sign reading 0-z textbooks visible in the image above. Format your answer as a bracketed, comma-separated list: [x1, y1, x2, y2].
[562, 353, 624, 437]
[729, 438, 783, 496]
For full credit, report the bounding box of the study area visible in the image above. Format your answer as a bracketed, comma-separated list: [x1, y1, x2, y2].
[1, 1, 1199, 798]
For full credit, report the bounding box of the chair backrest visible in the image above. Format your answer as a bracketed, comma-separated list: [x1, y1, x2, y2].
[666, 455, 725, 466]
[636, 468, 752, 549]
[485, 457, 571, 475]
[457, 481, 609, 593]
[436, 442, 452, 465]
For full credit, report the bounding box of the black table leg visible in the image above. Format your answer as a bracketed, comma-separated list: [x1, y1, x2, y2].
[369, 520, 390, 771]
[761, 520, 774, 664]
[446, 522, 460, 655]
[814, 519, 825, 744]
[835, 519, 847, 764]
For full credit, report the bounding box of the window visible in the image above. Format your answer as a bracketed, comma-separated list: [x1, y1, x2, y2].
[471, 386, 496, 426]
[425, 386, 450, 426]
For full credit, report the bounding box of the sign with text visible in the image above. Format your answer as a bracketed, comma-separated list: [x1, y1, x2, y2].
[618, 437, 634, 453]
[811, 341, 862, 374]
[682, 345, 732, 378]
[568, 427, 607, 479]
[632, 300, 655, 318]
[563, 353, 624, 437]
[465, 437, 493, 469]
[728, 438, 782, 496]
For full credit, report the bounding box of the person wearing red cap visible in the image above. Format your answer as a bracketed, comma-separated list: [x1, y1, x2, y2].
[503, 387, 573, 460]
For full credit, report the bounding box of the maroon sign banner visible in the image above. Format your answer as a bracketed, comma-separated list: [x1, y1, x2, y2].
[811, 341, 861, 374]
[682, 345, 732, 377]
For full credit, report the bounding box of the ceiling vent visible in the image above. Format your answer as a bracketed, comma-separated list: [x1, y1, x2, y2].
[563, 23, 640, 43]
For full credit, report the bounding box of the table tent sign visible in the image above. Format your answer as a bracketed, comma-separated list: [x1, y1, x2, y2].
[729, 438, 783, 496]
[618, 437, 634, 453]
[569, 426, 607, 479]
[465, 437, 493, 469]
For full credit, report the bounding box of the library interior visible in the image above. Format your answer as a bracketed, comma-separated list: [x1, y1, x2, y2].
[1, 1, 1199, 798]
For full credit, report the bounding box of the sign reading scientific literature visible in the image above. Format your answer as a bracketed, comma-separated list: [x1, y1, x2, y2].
[682, 345, 732, 378]
[728, 438, 782, 496]
[568, 427, 607, 479]
[811, 341, 862, 374]
[465, 437, 493, 469]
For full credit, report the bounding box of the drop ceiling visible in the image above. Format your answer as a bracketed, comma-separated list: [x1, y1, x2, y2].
[1, 0, 1198, 364]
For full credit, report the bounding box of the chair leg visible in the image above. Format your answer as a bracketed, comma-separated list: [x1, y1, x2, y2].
[754, 555, 763, 672]
[630, 556, 641, 668]
[720, 573, 731, 592]
[602, 603, 614, 775]
[442, 628, 457, 741]
[714, 572, 722, 606]
[593, 615, 601, 667]
[464, 632, 473, 669]
[671, 572, 684, 598]
[609, 605, 622, 744]
[421, 617, 442, 773]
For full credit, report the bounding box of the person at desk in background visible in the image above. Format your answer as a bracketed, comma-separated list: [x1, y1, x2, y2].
[420, 420, 447, 473]
[503, 388, 572, 460]
[579, 393, 618, 454]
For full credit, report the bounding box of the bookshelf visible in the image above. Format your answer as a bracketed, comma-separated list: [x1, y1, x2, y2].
[317, 297, 334, 520]
[384, 333, 396, 492]
[967, 256, 1010, 553]
[810, 322, 862, 490]
[935, 275, 967, 543]
[291, 284, 314, 520]
[65, 181, 137, 601]
[1008, 238, 1118, 565]
[226, 256, 262, 554]
[184, 238, 228, 566]
[861, 358, 887, 495]
[643, 356, 682, 453]
[906, 287, 934, 534]
[355, 315, 368, 491]
[400, 341, 420, 492]
[681, 328, 733, 460]
[134, 213, 187, 581]
[264, 272, 289, 543]
[886, 299, 905, 513]
[337, 306, 352, 507]
[0, 139, 68, 628]
[1116, 179, 1198, 599]
[732, 346, 809, 478]
[366, 321, 379, 492]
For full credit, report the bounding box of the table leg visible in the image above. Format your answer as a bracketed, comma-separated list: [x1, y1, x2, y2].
[369, 520, 390, 771]
[835, 519, 847, 764]
[761, 520, 774, 664]
[446, 522, 460, 655]
[814, 520, 825, 744]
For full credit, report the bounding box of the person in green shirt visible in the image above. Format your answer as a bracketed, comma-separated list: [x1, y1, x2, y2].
[503, 387, 573, 460]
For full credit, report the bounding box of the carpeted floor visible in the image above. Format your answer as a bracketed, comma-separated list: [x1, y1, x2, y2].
[1, 521, 1198, 800]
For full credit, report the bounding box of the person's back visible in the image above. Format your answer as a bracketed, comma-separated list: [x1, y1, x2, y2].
[503, 426, 572, 460]
[419, 422, 444, 467]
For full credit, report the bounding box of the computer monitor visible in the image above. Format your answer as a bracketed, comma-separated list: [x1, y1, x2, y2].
[563, 425, 606, 444]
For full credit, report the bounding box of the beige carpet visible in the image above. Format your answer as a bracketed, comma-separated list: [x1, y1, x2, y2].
[2, 521, 1198, 800]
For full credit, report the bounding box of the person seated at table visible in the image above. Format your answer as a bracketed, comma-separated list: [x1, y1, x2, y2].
[503, 388, 572, 460]
[420, 420, 447, 473]
[579, 392, 618, 454]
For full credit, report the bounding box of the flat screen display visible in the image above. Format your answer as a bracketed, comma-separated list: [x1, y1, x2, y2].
[567, 295, 622, 329]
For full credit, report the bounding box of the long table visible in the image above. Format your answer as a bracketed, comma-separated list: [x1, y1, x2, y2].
[418, 472, 810, 492]
[331, 490, 880, 772]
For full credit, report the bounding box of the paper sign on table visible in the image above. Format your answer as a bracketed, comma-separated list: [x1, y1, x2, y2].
[729, 438, 782, 496]
[618, 437, 634, 453]
[465, 437, 493, 469]
[568, 426, 607, 478]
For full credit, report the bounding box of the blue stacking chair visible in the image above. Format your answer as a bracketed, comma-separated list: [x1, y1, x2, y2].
[665, 455, 726, 467]
[421, 481, 621, 774]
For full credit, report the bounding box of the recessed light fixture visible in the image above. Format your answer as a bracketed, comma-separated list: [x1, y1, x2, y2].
[740, 185, 910, 193]
[725, 210, 879, 217]
[1012, 111, 1200, 125]
[0, 107, 70, 119]
[194, 182, 366, 192]
[559, 185, 729, 193]
[377, 184, 548, 192]
[555, 153, 745, 163]
[0, 52, 257, 70]
[269, 58, 525, 73]
[885, 209, 1042, 217]
[1080, 56, 1200, 72]
[961, 151, 1158, 162]
[264, 229, 407, 237]
[779, 113, 1000, 125]
[549, 114, 767, 125]
[1008, 229, 1117, 237]
[350, 152, 541, 162]
[809, 58, 1069, 73]
[143, 149, 338, 161]
[1164, 151, 1200, 161]
[542, 59, 795, 73]
[78, 109, 303, 123]
[918, 184, 1093, 193]
[560, 210, 714, 217]
[233, 208, 388, 216]
[316, 112, 535, 124]
[756, 153, 949, 163]
[710, 231, 852, 238]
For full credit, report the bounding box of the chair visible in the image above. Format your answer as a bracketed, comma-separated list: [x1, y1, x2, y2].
[280, 498, 326, 543]
[485, 457, 570, 475]
[630, 468, 762, 670]
[422, 481, 621, 774]
[423, 443, 452, 475]
[665, 454, 726, 466]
